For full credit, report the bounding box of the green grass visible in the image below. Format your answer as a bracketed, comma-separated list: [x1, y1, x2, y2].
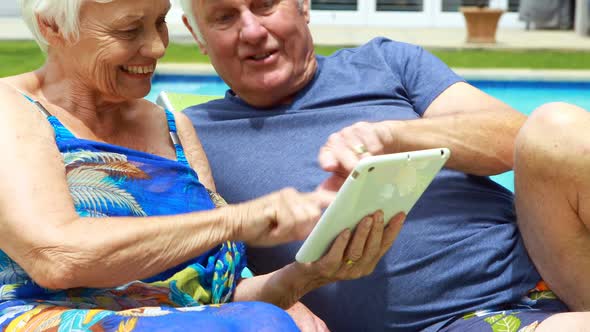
[0, 41, 45, 77]
[2, 41, 590, 77]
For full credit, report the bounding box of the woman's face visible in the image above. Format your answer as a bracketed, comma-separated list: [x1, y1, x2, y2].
[57, 0, 170, 101]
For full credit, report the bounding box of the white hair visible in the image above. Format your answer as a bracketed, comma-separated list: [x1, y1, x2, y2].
[179, 0, 305, 44]
[19, 0, 112, 53]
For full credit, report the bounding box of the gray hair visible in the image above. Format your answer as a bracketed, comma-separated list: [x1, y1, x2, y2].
[19, 0, 112, 53]
[179, 0, 305, 44]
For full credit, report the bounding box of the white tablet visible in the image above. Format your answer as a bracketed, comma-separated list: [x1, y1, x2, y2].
[295, 148, 451, 263]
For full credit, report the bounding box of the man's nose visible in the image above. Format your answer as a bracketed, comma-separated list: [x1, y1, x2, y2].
[239, 11, 267, 43]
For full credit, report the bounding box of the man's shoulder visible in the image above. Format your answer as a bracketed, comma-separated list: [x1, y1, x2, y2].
[327, 37, 421, 58]
[184, 97, 237, 113]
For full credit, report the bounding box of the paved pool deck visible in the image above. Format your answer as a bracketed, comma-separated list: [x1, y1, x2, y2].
[3, 17, 590, 51]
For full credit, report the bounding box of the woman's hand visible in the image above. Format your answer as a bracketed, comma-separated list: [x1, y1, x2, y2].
[232, 211, 404, 310]
[294, 211, 405, 287]
[228, 188, 334, 247]
[285, 302, 330, 332]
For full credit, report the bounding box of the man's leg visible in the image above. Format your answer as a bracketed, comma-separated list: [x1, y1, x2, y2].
[514, 102, 590, 310]
[536, 312, 590, 331]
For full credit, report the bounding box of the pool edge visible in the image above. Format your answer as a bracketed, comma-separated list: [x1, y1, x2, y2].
[156, 63, 590, 82]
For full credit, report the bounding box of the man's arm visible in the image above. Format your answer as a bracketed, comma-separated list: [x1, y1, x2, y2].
[385, 82, 526, 175]
[319, 82, 526, 178]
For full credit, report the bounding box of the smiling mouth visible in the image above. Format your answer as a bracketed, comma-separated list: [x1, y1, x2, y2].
[249, 51, 275, 61]
[121, 64, 155, 75]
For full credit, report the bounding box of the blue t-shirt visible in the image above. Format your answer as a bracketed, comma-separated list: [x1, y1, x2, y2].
[185, 37, 540, 332]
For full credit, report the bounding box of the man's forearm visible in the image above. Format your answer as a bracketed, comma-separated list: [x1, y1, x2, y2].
[380, 110, 526, 176]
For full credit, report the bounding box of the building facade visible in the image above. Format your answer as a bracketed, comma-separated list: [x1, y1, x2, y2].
[1, 0, 524, 28]
[166, 0, 524, 28]
[307, 0, 523, 27]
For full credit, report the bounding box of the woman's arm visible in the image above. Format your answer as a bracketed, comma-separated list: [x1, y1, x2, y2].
[233, 212, 405, 309]
[174, 111, 216, 191]
[0, 87, 327, 290]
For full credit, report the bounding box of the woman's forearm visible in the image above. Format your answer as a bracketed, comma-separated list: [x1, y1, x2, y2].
[26, 207, 238, 289]
[233, 264, 322, 309]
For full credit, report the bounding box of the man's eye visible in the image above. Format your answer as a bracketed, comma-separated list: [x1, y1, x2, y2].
[215, 12, 235, 24]
[254, 0, 276, 13]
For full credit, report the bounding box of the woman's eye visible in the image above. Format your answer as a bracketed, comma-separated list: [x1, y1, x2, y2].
[119, 28, 140, 38]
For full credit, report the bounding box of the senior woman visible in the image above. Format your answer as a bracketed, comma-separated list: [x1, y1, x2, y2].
[0, 0, 403, 330]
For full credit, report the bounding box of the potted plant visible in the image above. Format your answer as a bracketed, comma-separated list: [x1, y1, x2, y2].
[460, 0, 505, 43]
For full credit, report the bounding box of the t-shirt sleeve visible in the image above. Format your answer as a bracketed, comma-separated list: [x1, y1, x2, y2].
[379, 39, 465, 116]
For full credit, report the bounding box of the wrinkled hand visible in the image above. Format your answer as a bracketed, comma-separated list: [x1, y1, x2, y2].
[285, 302, 330, 332]
[230, 188, 334, 247]
[318, 121, 395, 192]
[294, 211, 406, 285]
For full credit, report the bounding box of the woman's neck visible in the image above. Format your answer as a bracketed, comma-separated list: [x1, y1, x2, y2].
[28, 59, 135, 138]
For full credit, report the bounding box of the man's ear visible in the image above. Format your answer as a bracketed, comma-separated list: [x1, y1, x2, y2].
[182, 15, 208, 55]
[302, 0, 311, 23]
[36, 14, 65, 47]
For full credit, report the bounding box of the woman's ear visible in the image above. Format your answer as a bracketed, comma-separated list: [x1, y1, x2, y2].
[36, 14, 65, 48]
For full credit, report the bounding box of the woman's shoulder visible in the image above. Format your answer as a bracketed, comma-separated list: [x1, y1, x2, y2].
[0, 72, 38, 91]
[0, 79, 54, 136]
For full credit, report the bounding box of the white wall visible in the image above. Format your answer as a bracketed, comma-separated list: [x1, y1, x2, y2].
[0, 0, 20, 17]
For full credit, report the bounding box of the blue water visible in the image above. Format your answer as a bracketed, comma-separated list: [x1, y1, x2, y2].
[146, 75, 229, 102]
[148, 75, 590, 191]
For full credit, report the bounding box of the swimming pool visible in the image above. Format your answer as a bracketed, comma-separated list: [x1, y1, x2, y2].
[148, 75, 590, 191]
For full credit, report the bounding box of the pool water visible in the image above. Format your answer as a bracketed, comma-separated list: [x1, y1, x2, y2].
[471, 81, 590, 116]
[148, 76, 590, 191]
[146, 75, 229, 103]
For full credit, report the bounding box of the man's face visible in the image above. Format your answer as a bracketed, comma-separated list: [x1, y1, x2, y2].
[191, 0, 317, 107]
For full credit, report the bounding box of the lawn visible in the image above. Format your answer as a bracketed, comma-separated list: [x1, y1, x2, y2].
[2, 40, 590, 77]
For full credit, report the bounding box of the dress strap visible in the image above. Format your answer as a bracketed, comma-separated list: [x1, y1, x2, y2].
[19, 92, 76, 141]
[164, 109, 189, 165]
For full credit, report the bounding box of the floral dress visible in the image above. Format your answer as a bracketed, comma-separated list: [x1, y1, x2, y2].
[0, 96, 298, 331]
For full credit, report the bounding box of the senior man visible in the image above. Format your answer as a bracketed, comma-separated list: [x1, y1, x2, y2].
[179, 0, 590, 330]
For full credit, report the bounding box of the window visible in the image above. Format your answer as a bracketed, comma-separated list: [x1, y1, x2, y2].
[508, 0, 520, 12]
[311, 0, 357, 10]
[442, 0, 489, 12]
[376, 0, 423, 12]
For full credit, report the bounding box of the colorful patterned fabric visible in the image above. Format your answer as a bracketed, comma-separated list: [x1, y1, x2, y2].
[0, 96, 298, 331]
[439, 282, 568, 332]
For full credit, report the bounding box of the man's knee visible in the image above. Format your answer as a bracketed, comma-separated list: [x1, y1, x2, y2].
[536, 312, 590, 331]
[515, 102, 589, 170]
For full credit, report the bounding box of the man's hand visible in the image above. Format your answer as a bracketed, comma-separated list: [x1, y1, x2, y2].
[318, 121, 395, 191]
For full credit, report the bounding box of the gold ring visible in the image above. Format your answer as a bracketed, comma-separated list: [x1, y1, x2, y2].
[352, 144, 368, 155]
[345, 259, 355, 266]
